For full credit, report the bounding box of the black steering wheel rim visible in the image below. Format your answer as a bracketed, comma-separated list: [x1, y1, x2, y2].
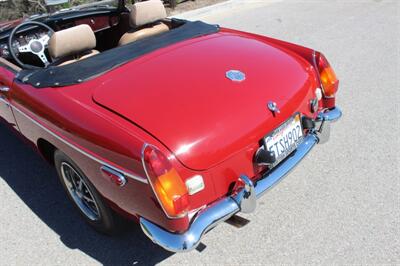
[8, 21, 54, 70]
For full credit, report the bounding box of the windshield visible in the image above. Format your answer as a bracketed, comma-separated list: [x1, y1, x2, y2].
[0, 0, 120, 23]
[49, 0, 119, 10]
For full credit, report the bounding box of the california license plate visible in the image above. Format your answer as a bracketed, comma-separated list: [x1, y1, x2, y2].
[264, 114, 303, 167]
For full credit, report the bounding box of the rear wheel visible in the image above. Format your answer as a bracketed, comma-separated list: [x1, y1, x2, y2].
[54, 150, 118, 234]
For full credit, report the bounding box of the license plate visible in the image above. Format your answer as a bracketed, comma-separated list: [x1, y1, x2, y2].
[264, 114, 303, 167]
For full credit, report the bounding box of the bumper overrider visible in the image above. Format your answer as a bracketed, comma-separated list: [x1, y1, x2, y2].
[140, 107, 342, 252]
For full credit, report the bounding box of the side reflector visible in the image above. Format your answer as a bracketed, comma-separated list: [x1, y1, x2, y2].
[101, 166, 127, 187]
[185, 175, 205, 195]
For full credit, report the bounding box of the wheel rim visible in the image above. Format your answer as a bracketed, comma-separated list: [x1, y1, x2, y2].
[61, 162, 101, 221]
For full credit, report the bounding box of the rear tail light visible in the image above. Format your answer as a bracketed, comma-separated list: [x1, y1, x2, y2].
[142, 144, 189, 218]
[316, 53, 339, 98]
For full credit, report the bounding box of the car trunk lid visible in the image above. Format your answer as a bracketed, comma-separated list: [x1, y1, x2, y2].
[93, 33, 316, 170]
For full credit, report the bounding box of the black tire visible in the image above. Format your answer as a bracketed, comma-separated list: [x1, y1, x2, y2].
[54, 150, 118, 235]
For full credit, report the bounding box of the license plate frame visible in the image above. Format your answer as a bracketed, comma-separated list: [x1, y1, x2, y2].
[264, 113, 304, 167]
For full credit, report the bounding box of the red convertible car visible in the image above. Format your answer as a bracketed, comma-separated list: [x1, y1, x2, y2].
[0, 0, 341, 252]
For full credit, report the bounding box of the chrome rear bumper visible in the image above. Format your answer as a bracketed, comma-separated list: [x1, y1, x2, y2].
[140, 107, 342, 252]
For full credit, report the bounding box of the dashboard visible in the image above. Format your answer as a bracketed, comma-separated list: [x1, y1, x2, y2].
[60, 15, 120, 32]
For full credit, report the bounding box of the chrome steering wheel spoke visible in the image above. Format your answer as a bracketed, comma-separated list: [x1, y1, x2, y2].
[39, 34, 50, 45]
[18, 44, 31, 53]
[36, 50, 49, 66]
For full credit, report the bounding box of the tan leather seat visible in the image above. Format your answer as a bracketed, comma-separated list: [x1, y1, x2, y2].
[48, 24, 99, 66]
[118, 0, 169, 46]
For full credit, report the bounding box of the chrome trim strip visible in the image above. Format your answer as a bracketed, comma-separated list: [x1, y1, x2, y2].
[10, 102, 148, 184]
[0, 96, 10, 107]
[140, 134, 319, 252]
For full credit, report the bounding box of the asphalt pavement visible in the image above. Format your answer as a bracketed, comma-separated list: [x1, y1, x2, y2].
[0, 0, 399, 265]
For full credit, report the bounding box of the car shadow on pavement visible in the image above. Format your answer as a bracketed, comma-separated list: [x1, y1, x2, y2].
[0, 123, 173, 266]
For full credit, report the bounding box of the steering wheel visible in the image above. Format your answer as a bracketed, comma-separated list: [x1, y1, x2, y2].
[8, 21, 54, 70]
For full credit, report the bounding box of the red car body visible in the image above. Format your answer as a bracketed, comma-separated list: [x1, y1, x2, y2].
[0, 3, 341, 252]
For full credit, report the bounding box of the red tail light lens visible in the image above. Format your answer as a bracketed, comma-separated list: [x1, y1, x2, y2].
[317, 53, 339, 98]
[142, 145, 189, 218]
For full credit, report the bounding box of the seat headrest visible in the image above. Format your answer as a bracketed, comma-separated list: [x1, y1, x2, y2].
[48, 24, 96, 59]
[130, 0, 167, 27]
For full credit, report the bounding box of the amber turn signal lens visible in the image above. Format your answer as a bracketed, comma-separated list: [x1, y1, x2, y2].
[142, 145, 189, 218]
[318, 53, 339, 98]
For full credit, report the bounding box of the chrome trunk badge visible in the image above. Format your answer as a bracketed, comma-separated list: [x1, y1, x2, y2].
[226, 70, 246, 82]
[267, 101, 280, 116]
